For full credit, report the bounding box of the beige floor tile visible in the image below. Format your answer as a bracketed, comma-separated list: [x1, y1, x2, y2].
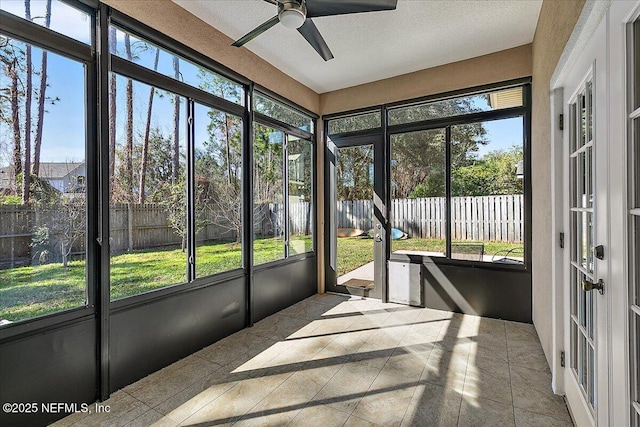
[180, 378, 273, 426]
[382, 345, 431, 380]
[233, 386, 308, 427]
[420, 347, 469, 392]
[463, 365, 513, 405]
[514, 407, 574, 427]
[288, 404, 351, 427]
[507, 337, 550, 372]
[351, 368, 418, 427]
[155, 368, 246, 424]
[458, 396, 516, 427]
[344, 414, 382, 427]
[510, 365, 571, 422]
[400, 382, 461, 427]
[125, 409, 177, 427]
[125, 355, 221, 408]
[312, 360, 381, 414]
[71, 393, 151, 427]
[52, 296, 561, 427]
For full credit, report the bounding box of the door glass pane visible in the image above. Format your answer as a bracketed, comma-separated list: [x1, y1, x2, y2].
[109, 75, 187, 300]
[588, 344, 595, 406]
[579, 93, 586, 149]
[634, 314, 640, 405]
[579, 271, 587, 327]
[0, 41, 87, 323]
[451, 117, 525, 263]
[390, 129, 446, 256]
[586, 81, 593, 143]
[193, 104, 243, 277]
[634, 19, 640, 111]
[288, 136, 313, 255]
[335, 145, 374, 289]
[253, 124, 285, 265]
[635, 214, 640, 307]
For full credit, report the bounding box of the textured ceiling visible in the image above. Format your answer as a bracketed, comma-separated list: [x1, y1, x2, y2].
[173, 0, 542, 93]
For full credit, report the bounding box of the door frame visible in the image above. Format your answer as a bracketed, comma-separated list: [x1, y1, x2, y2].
[323, 122, 387, 298]
[551, 1, 639, 426]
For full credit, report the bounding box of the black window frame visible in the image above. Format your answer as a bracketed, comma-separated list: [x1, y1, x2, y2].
[323, 77, 532, 272]
[0, 0, 318, 341]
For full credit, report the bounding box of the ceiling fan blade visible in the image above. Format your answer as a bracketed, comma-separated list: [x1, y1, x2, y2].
[232, 15, 280, 47]
[297, 19, 334, 61]
[306, 0, 398, 18]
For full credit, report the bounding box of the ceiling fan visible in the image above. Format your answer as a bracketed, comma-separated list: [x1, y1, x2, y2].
[232, 0, 398, 61]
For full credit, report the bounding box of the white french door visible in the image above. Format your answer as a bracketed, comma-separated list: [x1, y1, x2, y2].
[562, 14, 609, 427]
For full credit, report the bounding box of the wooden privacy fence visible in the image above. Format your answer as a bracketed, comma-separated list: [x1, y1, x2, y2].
[1, 202, 312, 266]
[337, 195, 524, 243]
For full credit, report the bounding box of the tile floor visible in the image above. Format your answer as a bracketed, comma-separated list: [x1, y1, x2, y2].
[52, 294, 573, 427]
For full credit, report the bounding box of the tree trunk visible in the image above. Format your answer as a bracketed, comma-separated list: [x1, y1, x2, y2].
[124, 34, 134, 201]
[32, 0, 51, 176]
[224, 114, 232, 185]
[138, 48, 160, 204]
[10, 61, 21, 194]
[22, 0, 32, 204]
[61, 241, 67, 268]
[108, 26, 117, 179]
[172, 56, 180, 184]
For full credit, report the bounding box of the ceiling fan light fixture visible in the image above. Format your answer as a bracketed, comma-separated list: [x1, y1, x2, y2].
[279, 2, 306, 29]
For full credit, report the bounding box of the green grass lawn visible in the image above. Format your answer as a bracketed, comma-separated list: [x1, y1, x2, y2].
[1, 235, 521, 323]
[337, 237, 523, 277]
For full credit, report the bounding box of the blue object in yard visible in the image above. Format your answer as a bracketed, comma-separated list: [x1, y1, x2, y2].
[368, 228, 407, 239]
[391, 228, 405, 240]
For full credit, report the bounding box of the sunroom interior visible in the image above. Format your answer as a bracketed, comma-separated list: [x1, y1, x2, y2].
[0, 0, 638, 426]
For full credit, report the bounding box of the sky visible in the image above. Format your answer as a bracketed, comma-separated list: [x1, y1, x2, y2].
[0, 0, 522, 168]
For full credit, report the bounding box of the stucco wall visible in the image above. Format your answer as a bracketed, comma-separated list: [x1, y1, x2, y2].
[319, 45, 531, 114]
[531, 0, 586, 366]
[102, 0, 320, 114]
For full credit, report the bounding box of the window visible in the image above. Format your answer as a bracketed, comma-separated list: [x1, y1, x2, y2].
[110, 25, 244, 105]
[252, 93, 315, 266]
[388, 86, 524, 126]
[288, 135, 313, 255]
[328, 111, 381, 134]
[109, 75, 188, 300]
[390, 129, 446, 256]
[0, 37, 88, 323]
[193, 103, 243, 277]
[253, 124, 285, 265]
[451, 117, 524, 263]
[254, 92, 313, 132]
[0, 0, 91, 44]
[387, 84, 528, 265]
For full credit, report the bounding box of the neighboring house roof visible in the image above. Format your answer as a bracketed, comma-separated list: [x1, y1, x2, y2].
[0, 162, 85, 192]
[37, 162, 84, 180]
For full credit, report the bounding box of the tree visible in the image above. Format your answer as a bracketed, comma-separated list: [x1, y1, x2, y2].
[123, 34, 134, 201]
[451, 146, 523, 196]
[172, 56, 180, 184]
[32, 0, 52, 176]
[30, 175, 85, 268]
[138, 47, 160, 203]
[22, 0, 32, 204]
[0, 37, 24, 194]
[108, 26, 117, 179]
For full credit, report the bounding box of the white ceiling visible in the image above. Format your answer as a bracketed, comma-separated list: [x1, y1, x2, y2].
[173, 0, 542, 94]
